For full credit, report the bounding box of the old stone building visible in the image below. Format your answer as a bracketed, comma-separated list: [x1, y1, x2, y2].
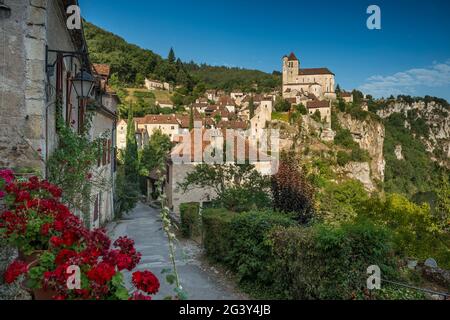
[166, 128, 274, 214]
[0, 0, 118, 227]
[282, 52, 336, 101]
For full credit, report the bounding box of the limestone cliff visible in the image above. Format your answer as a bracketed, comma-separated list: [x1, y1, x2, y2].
[337, 113, 386, 183]
[377, 101, 450, 168]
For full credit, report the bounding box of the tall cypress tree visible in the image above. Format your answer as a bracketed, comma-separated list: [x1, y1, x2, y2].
[124, 109, 139, 182]
[168, 47, 176, 64]
[189, 106, 194, 131]
[249, 97, 255, 119]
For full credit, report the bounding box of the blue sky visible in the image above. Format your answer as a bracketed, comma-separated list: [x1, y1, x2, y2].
[79, 0, 450, 100]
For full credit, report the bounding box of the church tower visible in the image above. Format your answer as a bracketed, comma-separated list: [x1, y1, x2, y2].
[282, 52, 299, 85]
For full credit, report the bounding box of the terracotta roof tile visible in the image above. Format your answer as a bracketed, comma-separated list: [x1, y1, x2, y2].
[298, 68, 334, 76]
[92, 64, 111, 77]
[307, 100, 330, 109]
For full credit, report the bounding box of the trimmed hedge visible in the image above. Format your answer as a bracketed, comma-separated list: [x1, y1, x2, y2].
[227, 211, 294, 284]
[202, 209, 294, 286]
[202, 208, 236, 264]
[179, 202, 201, 238]
[269, 220, 397, 299]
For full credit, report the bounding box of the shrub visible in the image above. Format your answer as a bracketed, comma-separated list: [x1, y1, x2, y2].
[351, 147, 370, 162]
[227, 211, 294, 285]
[311, 110, 322, 122]
[362, 194, 450, 268]
[179, 202, 200, 238]
[202, 208, 236, 264]
[272, 152, 315, 224]
[202, 209, 294, 287]
[318, 180, 369, 225]
[217, 186, 271, 213]
[334, 128, 357, 149]
[295, 104, 308, 115]
[269, 220, 397, 299]
[337, 151, 351, 166]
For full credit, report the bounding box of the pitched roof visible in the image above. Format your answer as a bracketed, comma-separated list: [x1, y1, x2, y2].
[219, 96, 235, 106]
[307, 100, 330, 109]
[298, 68, 334, 76]
[170, 129, 270, 162]
[286, 98, 297, 104]
[340, 92, 352, 97]
[287, 52, 298, 61]
[135, 114, 179, 125]
[211, 108, 230, 118]
[216, 121, 248, 130]
[92, 64, 111, 77]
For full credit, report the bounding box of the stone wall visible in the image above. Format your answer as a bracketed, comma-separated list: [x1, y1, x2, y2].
[166, 163, 217, 214]
[0, 0, 45, 171]
[0, 0, 81, 174]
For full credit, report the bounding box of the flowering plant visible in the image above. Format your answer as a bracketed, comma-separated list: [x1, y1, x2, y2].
[1, 172, 159, 300]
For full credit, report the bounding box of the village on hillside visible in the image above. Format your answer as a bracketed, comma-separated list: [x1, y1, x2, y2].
[1, 0, 449, 304]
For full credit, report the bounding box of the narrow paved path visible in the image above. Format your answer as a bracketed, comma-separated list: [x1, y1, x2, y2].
[107, 202, 244, 300]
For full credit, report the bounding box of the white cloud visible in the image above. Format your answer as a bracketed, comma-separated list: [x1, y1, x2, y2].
[359, 60, 450, 97]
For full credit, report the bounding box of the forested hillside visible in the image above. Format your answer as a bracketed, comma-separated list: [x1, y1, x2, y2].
[84, 21, 279, 92]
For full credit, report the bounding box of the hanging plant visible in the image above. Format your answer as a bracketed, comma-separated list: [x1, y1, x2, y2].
[47, 115, 111, 227]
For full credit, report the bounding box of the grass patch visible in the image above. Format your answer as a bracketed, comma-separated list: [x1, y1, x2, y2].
[272, 112, 289, 122]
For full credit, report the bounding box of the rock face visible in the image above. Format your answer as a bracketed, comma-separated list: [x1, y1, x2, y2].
[377, 101, 450, 168]
[337, 113, 386, 183]
[394, 145, 404, 160]
[338, 162, 376, 192]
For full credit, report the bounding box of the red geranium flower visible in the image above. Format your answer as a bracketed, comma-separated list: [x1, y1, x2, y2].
[132, 271, 160, 295]
[4, 260, 28, 284]
[87, 262, 116, 285]
[129, 292, 152, 300]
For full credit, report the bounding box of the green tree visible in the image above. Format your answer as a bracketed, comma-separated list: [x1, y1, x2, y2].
[274, 97, 290, 112]
[135, 73, 145, 87]
[140, 129, 172, 177]
[311, 110, 322, 122]
[435, 174, 450, 232]
[124, 111, 139, 183]
[168, 47, 176, 64]
[179, 164, 271, 212]
[189, 106, 194, 131]
[249, 97, 255, 119]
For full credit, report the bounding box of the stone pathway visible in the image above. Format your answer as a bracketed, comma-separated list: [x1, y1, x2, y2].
[107, 202, 244, 300]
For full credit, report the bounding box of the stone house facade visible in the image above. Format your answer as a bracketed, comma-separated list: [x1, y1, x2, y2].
[144, 78, 170, 91]
[307, 100, 332, 124]
[0, 0, 118, 227]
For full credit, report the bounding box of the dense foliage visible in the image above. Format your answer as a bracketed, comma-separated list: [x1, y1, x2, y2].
[383, 112, 445, 197]
[202, 209, 294, 287]
[179, 163, 271, 212]
[269, 220, 397, 299]
[115, 112, 140, 217]
[84, 21, 279, 92]
[179, 203, 201, 239]
[47, 117, 109, 228]
[184, 63, 280, 93]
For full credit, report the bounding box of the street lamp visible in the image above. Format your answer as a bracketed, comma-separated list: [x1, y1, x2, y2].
[72, 69, 95, 99]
